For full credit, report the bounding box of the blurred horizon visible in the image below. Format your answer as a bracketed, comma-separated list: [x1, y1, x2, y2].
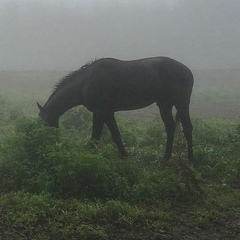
[1, 0, 240, 71]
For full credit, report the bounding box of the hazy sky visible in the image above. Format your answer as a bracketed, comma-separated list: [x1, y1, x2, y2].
[1, 0, 240, 70]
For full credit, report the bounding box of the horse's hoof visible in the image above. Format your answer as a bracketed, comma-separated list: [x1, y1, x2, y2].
[159, 157, 170, 167]
[120, 152, 128, 159]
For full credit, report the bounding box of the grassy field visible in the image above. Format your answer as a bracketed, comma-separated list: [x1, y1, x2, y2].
[0, 70, 240, 239]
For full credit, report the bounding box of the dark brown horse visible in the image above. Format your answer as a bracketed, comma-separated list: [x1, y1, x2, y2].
[37, 57, 194, 162]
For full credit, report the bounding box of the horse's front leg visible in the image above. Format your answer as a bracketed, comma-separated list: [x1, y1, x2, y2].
[91, 112, 104, 140]
[103, 112, 128, 158]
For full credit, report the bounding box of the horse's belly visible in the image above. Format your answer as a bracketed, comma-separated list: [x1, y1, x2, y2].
[114, 92, 155, 111]
[84, 82, 160, 112]
[116, 101, 154, 111]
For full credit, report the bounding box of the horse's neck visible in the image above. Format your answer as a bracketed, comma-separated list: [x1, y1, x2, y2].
[45, 87, 81, 117]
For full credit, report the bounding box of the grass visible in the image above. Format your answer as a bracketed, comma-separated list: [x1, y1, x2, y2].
[0, 110, 240, 239]
[0, 71, 240, 239]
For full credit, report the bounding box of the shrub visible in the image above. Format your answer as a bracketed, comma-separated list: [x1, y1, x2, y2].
[78, 224, 108, 240]
[61, 106, 92, 131]
[131, 164, 203, 205]
[0, 117, 140, 199]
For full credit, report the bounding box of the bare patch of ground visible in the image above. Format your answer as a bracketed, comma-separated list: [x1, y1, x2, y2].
[120, 100, 240, 121]
[191, 101, 240, 119]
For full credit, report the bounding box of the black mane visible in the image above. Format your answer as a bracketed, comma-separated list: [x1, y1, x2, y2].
[53, 69, 82, 92]
[48, 59, 99, 101]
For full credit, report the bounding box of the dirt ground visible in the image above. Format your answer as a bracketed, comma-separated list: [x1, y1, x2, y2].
[190, 101, 240, 119]
[120, 100, 240, 121]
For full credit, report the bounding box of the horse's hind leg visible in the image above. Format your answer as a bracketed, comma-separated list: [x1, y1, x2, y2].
[175, 103, 195, 163]
[157, 102, 175, 161]
[102, 112, 128, 158]
[91, 112, 104, 140]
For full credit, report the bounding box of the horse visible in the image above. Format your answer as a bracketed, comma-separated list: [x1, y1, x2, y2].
[37, 57, 194, 162]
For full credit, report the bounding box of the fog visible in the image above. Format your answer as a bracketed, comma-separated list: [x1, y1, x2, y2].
[1, 0, 240, 71]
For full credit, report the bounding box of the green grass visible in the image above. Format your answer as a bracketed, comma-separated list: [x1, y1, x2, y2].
[0, 109, 240, 238]
[0, 77, 240, 239]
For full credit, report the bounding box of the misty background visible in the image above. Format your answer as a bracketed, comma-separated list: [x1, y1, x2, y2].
[1, 0, 240, 71]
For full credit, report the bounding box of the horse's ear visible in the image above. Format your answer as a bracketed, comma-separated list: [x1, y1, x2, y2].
[37, 102, 43, 111]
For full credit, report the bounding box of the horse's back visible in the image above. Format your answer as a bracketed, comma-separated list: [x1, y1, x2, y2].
[90, 57, 193, 85]
[81, 57, 193, 111]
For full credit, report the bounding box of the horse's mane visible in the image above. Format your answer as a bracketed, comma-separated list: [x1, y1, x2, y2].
[47, 59, 99, 102]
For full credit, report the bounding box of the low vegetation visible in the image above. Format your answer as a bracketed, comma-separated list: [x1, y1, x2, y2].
[0, 71, 240, 239]
[0, 98, 240, 239]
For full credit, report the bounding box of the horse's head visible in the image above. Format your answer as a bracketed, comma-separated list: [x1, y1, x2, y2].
[37, 102, 59, 128]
